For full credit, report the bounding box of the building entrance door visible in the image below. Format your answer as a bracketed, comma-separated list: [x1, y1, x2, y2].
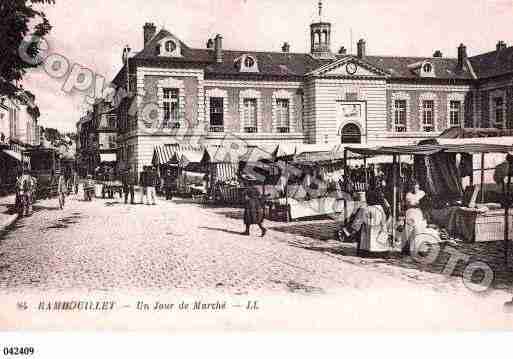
[341, 123, 361, 144]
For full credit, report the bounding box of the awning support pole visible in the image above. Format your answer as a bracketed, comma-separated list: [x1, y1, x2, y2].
[392, 155, 397, 248]
[398, 155, 402, 215]
[505, 158, 511, 266]
[344, 149, 348, 225]
[469, 154, 474, 187]
[481, 153, 485, 204]
[363, 157, 368, 191]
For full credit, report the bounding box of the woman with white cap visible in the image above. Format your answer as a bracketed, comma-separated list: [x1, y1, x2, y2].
[403, 181, 440, 254]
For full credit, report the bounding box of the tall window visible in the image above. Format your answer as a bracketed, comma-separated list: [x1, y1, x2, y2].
[449, 101, 462, 127]
[163, 88, 179, 128]
[494, 97, 504, 129]
[243, 98, 257, 133]
[422, 100, 435, 132]
[209, 97, 224, 132]
[276, 99, 290, 133]
[394, 100, 407, 132]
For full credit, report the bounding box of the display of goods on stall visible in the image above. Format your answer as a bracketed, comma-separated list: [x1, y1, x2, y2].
[344, 141, 513, 264]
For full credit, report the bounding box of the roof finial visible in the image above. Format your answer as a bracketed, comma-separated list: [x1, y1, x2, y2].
[318, 0, 323, 21]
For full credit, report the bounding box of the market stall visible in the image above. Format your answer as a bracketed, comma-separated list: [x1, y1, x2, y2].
[152, 144, 207, 197]
[345, 142, 513, 260]
[202, 146, 242, 204]
[263, 145, 352, 222]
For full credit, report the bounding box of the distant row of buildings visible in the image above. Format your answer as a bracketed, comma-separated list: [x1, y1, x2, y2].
[76, 1, 513, 178]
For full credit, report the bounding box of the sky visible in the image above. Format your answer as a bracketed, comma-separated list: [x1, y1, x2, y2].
[23, 0, 513, 132]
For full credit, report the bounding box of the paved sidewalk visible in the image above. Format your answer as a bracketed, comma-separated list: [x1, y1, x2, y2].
[0, 195, 17, 231]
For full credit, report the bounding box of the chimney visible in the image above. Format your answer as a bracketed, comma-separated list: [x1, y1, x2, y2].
[282, 42, 290, 53]
[143, 23, 156, 46]
[457, 43, 467, 70]
[433, 50, 443, 58]
[338, 46, 347, 55]
[214, 34, 223, 63]
[497, 40, 507, 51]
[357, 39, 366, 58]
[207, 38, 214, 50]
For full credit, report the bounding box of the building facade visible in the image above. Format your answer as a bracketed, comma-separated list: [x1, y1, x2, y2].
[76, 99, 118, 176]
[108, 5, 513, 175]
[0, 91, 41, 191]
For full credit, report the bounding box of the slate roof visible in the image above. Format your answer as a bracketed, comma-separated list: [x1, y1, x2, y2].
[364, 56, 474, 80]
[469, 46, 513, 79]
[110, 28, 513, 84]
[204, 50, 329, 77]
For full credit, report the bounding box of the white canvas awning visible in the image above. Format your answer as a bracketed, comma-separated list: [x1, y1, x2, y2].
[2, 149, 22, 162]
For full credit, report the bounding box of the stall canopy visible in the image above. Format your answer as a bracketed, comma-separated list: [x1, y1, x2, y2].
[2, 149, 22, 162]
[346, 142, 513, 203]
[153, 145, 179, 166]
[152, 144, 204, 167]
[440, 127, 513, 139]
[346, 144, 443, 157]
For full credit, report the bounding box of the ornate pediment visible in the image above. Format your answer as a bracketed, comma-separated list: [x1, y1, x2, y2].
[307, 56, 389, 78]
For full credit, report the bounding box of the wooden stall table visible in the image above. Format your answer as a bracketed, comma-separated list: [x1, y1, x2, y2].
[431, 205, 513, 242]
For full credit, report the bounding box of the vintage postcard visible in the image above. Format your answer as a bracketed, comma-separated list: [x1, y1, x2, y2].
[1, 0, 513, 339]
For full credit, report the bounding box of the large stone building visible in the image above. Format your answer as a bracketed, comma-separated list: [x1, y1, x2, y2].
[109, 2, 513, 174]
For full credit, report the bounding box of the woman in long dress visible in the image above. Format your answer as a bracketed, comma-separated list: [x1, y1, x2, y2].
[242, 187, 266, 237]
[403, 182, 441, 254]
[338, 191, 391, 257]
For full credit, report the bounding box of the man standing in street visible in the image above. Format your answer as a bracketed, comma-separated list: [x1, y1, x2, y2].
[145, 166, 157, 205]
[57, 172, 67, 210]
[163, 168, 176, 200]
[122, 169, 135, 205]
[73, 170, 79, 195]
[15, 165, 33, 217]
[140, 167, 148, 205]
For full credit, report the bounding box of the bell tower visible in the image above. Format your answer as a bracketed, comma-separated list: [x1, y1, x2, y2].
[310, 1, 333, 59]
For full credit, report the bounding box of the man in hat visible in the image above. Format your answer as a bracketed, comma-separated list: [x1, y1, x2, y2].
[15, 165, 33, 216]
[163, 168, 176, 200]
[145, 165, 158, 205]
[122, 169, 135, 204]
[84, 174, 95, 201]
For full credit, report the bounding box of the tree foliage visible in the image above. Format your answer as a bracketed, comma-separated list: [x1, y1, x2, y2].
[0, 0, 54, 98]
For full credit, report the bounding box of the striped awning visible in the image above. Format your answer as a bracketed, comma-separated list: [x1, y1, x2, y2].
[153, 144, 206, 167]
[153, 145, 179, 166]
[210, 162, 238, 182]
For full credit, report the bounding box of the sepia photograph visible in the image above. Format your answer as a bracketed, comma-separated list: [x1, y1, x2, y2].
[1, 0, 513, 344]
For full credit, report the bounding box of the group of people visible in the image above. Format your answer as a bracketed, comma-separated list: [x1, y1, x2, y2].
[15, 166, 73, 215]
[336, 180, 441, 258]
[120, 166, 168, 205]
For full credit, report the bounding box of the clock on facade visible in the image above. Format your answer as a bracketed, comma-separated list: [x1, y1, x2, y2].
[346, 62, 358, 75]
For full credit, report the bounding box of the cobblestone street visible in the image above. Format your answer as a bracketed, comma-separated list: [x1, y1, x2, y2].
[0, 193, 510, 296]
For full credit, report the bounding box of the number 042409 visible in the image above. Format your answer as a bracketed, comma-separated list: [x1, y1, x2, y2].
[2, 347, 35, 356]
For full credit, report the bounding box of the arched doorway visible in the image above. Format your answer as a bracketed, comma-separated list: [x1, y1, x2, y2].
[341, 123, 361, 144]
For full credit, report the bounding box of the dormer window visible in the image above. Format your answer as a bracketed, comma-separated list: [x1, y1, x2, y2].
[165, 40, 176, 53]
[408, 60, 435, 78]
[234, 54, 259, 73]
[420, 61, 435, 77]
[244, 57, 255, 68]
[157, 37, 181, 57]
